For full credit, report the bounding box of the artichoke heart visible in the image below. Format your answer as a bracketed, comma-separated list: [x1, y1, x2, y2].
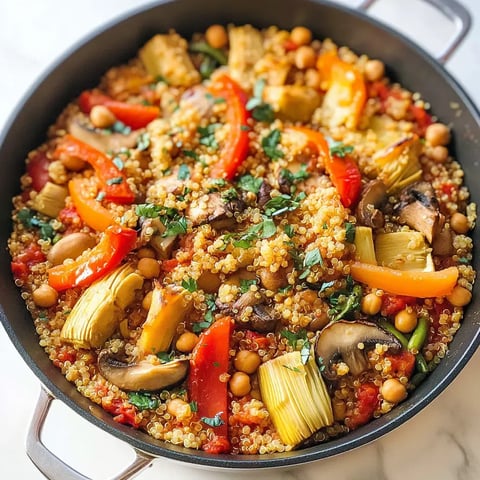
[354, 226, 377, 265]
[258, 351, 333, 447]
[61, 264, 144, 349]
[375, 231, 434, 271]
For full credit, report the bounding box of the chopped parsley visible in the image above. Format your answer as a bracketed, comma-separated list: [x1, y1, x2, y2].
[189, 42, 228, 65]
[136, 132, 150, 151]
[110, 121, 131, 135]
[182, 277, 198, 293]
[239, 278, 258, 293]
[135, 203, 163, 218]
[198, 123, 221, 149]
[237, 174, 263, 194]
[298, 247, 324, 280]
[201, 412, 225, 427]
[106, 176, 123, 185]
[193, 294, 216, 333]
[283, 224, 294, 238]
[329, 140, 354, 158]
[17, 208, 55, 241]
[328, 276, 362, 322]
[222, 188, 239, 201]
[281, 328, 311, 364]
[189, 401, 198, 413]
[231, 218, 277, 248]
[183, 149, 199, 161]
[263, 192, 306, 217]
[163, 216, 188, 237]
[128, 392, 159, 411]
[261, 129, 284, 160]
[112, 157, 124, 170]
[177, 164, 191, 180]
[246, 78, 275, 123]
[345, 222, 356, 243]
[157, 351, 175, 363]
[283, 365, 301, 373]
[280, 165, 310, 184]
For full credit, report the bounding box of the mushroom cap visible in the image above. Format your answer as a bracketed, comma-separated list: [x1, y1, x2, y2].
[315, 320, 401, 380]
[98, 350, 188, 391]
[356, 179, 387, 229]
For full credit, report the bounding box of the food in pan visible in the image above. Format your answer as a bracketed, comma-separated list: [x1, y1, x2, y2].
[9, 24, 476, 455]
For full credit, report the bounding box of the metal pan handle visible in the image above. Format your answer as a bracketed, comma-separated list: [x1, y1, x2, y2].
[357, 0, 471, 63]
[26, 387, 154, 480]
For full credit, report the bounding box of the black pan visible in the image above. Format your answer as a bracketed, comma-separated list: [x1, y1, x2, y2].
[1, 0, 479, 477]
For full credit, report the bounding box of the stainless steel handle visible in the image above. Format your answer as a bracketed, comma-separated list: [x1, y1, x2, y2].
[26, 387, 154, 480]
[357, 0, 471, 63]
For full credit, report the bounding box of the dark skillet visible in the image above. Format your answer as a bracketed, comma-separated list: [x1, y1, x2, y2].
[0, 0, 479, 476]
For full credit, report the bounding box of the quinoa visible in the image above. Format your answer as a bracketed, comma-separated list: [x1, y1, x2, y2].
[8, 24, 476, 455]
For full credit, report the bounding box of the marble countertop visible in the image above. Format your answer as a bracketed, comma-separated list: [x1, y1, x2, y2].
[0, 1, 479, 479]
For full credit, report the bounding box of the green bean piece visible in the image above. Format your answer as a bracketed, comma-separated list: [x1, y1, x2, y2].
[189, 42, 228, 65]
[377, 318, 409, 349]
[407, 316, 429, 353]
[408, 372, 426, 390]
[415, 353, 429, 373]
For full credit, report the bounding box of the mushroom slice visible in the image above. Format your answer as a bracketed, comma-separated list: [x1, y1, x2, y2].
[355, 180, 387, 229]
[315, 320, 401, 380]
[231, 291, 279, 333]
[98, 351, 188, 391]
[394, 181, 445, 243]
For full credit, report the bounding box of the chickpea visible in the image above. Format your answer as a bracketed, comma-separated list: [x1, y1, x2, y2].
[90, 105, 116, 129]
[205, 24, 228, 49]
[176, 331, 199, 353]
[137, 247, 156, 259]
[361, 293, 382, 316]
[142, 290, 153, 310]
[364, 59, 385, 82]
[394, 308, 418, 333]
[447, 285, 472, 307]
[426, 145, 449, 163]
[229, 372, 251, 397]
[295, 46, 316, 69]
[167, 398, 191, 420]
[234, 350, 261, 374]
[197, 270, 222, 293]
[290, 26, 312, 46]
[137, 257, 160, 279]
[305, 68, 322, 89]
[259, 266, 288, 291]
[381, 378, 407, 403]
[425, 122, 450, 147]
[450, 212, 470, 234]
[60, 154, 86, 172]
[32, 284, 59, 308]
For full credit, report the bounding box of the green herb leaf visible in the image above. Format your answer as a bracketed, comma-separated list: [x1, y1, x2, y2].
[162, 216, 188, 237]
[252, 103, 275, 123]
[198, 123, 221, 149]
[137, 132, 150, 151]
[157, 351, 175, 363]
[284, 224, 294, 238]
[263, 192, 305, 217]
[112, 157, 124, 170]
[201, 412, 225, 427]
[246, 79, 275, 123]
[283, 365, 301, 373]
[328, 280, 362, 322]
[189, 401, 198, 413]
[135, 203, 162, 218]
[183, 149, 199, 161]
[182, 277, 198, 293]
[261, 218, 277, 238]
[300, 342, 311, 365]
[111, 121, 132, 135]
[237, 174, 263, 194]
[199, 56, 217, 79]
[128, 392, 159, 411]
[329, 141, 354, 158]
[17, 208, 56, 241]
[280, 165, 310, 184]
[319, 280, 335, 293]
[222, 188, 239, 201]
[239, 278, 258, 293]
[177, 164, 191, 180]
[106, 176, 123, 185]
[304, 248, 323, 268]
[262, 129, 284, 160]
[189, 41, 228, 65]
[345, 222, 356, 243]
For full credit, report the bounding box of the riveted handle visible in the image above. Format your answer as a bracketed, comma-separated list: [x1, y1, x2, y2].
[26, 387, 154, 480]
[357, 0, 471, 63]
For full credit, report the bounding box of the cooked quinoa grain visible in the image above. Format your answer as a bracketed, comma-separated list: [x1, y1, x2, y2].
[9, 25, 476, 456]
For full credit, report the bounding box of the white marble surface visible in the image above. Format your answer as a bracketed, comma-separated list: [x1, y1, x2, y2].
[0, 0, 479, 478]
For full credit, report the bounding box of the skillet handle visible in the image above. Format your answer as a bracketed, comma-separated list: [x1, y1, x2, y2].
[26, 387, 154, 480]
[357, 0, 471, 63]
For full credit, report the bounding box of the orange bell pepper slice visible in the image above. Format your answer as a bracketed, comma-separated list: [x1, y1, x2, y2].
[288, 126, 362, 208]
[208, 74, 250, 180]
[47, 225, 137, 291]
[79, 90, 159, 130]
[54, 135, 135, 204]
[68, 178, 116, 232]
[350, 262, 458, 298]
[317, 50, 366, 129]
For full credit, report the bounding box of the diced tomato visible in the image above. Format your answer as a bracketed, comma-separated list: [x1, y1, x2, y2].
[58, 206, 83, 231]
[283, 39, 299, 51]
[161, 258, 179, 273]
[27, 151, 50, 192]
[101, 398, 140, 428]
[441, 183, 456, 197]
[348, 382, 380, 430]
[52, 345, 77, 367]
[244, 330, 270, 350]
[409, 105, 433, 136]
[203, 435, 231, 454]
[385, 350, 416, 378]
[381, 294, 416, 317]
[11, 243, 46, 282]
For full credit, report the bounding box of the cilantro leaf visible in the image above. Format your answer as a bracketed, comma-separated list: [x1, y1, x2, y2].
[329, 141, 354, 158]
[239, 278, 258, 293]
[280, 165, 310, 184]
[162, 216, 187, 237]
[201, 412, 225, 427]
[17, 208, 56, 241]
[189, 401, 198, 413]
[177, 164, 191, 180]
[135, 203, 162, 218]
[237, 174, 263, 194]
[252, 103, 275, 123]
[198, 124, 221, 149]
[157, 351, 175, 363]
[304, 248, 323, 268]
[182, 277, 197, 292]
[246, 78, 275, 124]
[128, 392, 158, 411]
[345, 222, 356, 243]
[183, 149, 199, 161]
[136, 132, 150, 151]
[284, 224, 294, 238]
[263, 192, 305, 217]
[328, 279, 362, 322]
[262, 129, 284, 160]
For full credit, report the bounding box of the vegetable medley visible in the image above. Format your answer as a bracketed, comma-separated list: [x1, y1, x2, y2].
[9, 24, 476, 455]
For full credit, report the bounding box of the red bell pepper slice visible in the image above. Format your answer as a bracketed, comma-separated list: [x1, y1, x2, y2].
[188, 316, 233, 454]
[54, 135, 135, 204]
[47, 225, 137, 291]
[68, 178, 116, 232]
[289, 126, 362, 208]
[27, 151, 50, 192]
[208, 75, 250, 181]
[78, 90, 159, 130]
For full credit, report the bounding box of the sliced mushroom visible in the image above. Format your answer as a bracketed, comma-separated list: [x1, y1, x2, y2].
[98, 350, 188, 391]
[67, 117, 139, 152]
[356, 180, 388, 229]
[394, 181, 445, 243]
[187, 192, 245, 230]
[257, 181, 273, 208]
[139, 217, 176, 259]
[315, 320, 401, 380]
[232, 291, 279, 333]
